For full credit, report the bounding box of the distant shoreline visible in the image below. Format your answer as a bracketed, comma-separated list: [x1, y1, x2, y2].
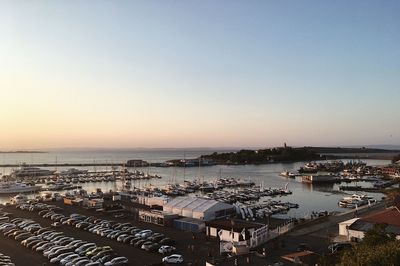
[0, 151, 47, 154]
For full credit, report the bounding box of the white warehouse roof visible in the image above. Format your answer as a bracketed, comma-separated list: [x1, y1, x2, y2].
[163, 196, 234, 221]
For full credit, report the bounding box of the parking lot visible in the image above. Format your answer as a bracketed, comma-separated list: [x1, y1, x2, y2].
[1, 202, 221, 265]
[1, 200, 331, 266]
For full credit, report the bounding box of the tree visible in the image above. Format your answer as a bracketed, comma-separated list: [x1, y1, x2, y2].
[338, 224, 400, 266]
[338, 241, 400, 266]
[362, 224, 396, 246]
[384, 188, 400, 207]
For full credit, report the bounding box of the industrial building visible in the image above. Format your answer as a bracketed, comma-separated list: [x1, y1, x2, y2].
[174, 217, 206, 232]
[205, 219, 265, 243]
[136, 195, 169, 209]
[138, 209, 178, 227]
[163, 196, 235, 221]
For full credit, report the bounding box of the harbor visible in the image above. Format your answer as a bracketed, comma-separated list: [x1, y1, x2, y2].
[3, 2, 400, 265]
[0, 153, 397, 219]
[0, 151, 399, 266]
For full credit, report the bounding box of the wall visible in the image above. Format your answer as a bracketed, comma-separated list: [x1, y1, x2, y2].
[348, 229, 365, 240]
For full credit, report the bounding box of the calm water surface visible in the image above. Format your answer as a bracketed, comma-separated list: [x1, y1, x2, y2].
[0, 149, 390, 218]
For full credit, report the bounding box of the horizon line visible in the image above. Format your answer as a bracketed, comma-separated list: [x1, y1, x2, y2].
[2, 143, 400, 152]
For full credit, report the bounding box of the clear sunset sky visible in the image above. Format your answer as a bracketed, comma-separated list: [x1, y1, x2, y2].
[0, 1, 399, 149]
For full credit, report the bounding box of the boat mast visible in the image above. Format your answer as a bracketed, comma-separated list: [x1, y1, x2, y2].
[183, 150, 186, 182]
[198, 157, 201, 182]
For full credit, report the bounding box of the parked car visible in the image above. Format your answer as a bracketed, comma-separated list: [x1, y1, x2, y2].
[51, 222, 62, 227]
[64, 256, 86, 266]
[134, 239, 146, 248]
[75, 259, 91, 266]
[148, 243, 161, 252]
[49, 252, 74, 264]
[92, 250, 115, 261]
[60, 254, 80, 266]
[15, 232, 32, 241]
[141, 241, 154, 250]
[36, 242, 55, 252]
[162, 254, 184, 264]
[86, 246, 112, 257]
[104, 256, 128, 266]
[31, 240, 48, 250]
[116, 234, 129, 242]
[158, 245, 176, 254]
[75, 243, 96, 253]
[86, 262, 102, 266]
[159, 238, 175, 245]
[97, 254, 117, 264]
[129, 237, 142, 245]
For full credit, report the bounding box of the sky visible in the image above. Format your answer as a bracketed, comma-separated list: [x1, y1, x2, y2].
[0, 1, 399, 149]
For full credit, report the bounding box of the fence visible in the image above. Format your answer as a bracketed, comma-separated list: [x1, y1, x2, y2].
[248, 220, 295, 248]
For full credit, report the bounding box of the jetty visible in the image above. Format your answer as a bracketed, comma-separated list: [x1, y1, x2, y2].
[339, 186, 383, 192]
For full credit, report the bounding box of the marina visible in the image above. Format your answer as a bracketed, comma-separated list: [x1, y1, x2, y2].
[3, 2, 400, 265]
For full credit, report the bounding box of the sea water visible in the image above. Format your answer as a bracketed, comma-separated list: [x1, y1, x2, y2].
[0, 148, 390, 218]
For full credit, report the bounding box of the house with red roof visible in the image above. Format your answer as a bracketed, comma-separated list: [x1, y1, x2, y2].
[338, 206, 400, 241]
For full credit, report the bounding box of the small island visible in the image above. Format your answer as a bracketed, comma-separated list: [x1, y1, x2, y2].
[200, 144, 322, 165]
[199, 145, 400, 165]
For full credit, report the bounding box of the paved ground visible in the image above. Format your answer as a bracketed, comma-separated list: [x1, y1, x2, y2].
[1, 202, 225, 266]
[288, 201, 385, 237]
[0, 201, 386, 266]
[253, 201, 386, 265]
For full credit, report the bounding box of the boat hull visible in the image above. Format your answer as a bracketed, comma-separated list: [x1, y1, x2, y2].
[301, 175, 338, 183]
[0, 186, 41, 194]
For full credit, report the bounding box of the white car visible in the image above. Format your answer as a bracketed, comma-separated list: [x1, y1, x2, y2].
[135, 229, 152, 238]
[51, 222, 62, 227]
[162, 254, 184, 264]
[60, 254, 80, 266]
[158, 245, 176, 254]
[104, 257, 128, 266]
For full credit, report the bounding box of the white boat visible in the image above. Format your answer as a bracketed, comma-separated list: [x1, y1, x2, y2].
[11, 165, 55, 177]
[338, 194, 376, 208]
[279, 170, 295, 178]
[342, 193, 374, 202]
[0, 182, 42, 194]
[301, 174, 338, 183]
[10, 194, 28, 204]
[59, 168, 88, 176]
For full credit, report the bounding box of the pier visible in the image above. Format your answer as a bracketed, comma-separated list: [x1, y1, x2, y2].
[339, 186, 383, 192]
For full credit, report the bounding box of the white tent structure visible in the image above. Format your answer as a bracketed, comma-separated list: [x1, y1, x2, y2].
[163, 196, 235, 221]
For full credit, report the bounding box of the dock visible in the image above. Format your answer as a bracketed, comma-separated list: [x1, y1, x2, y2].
[339, 186, 383, 192]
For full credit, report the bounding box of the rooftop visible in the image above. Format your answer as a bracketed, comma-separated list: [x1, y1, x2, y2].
[164, 196, 233, 212]
[175, 217, 205, 225]
[362, 206, 400, 227]
[349, 206, 400, 235]
[281, 250, 319, 265]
